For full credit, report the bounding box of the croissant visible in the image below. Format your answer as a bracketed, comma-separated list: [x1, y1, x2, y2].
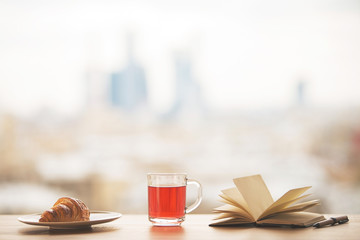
[39, 197, 90, 222]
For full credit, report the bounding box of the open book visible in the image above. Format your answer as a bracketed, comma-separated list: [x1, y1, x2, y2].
[210, 175, 325, 227]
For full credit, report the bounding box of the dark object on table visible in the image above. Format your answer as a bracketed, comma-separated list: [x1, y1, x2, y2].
[313, 216, 349, 228]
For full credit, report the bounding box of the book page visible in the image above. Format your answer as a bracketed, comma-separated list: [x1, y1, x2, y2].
[258, 194, 311, 219]
[258, 187, 311, 219]
[213, 212, 252, 221]
[219, 194, 238, 206]
[257, 212, 325, 227]
[213, 213, 237, 220]
[233, 175, 273, 220]
[219, 194, 251, 215]
[213, 205, 254, 221]
[221, 188, 251, 214]
[270, 200, 320, 215]
[210, 217, 254, 226]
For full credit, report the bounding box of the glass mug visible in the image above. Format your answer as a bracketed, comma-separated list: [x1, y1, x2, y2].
[147, 173, 202, 226]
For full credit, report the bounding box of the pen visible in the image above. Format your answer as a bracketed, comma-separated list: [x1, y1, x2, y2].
[313, 216, 349, 228]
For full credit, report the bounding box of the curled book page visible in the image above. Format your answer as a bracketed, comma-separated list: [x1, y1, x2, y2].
[233, 175, 273, 220]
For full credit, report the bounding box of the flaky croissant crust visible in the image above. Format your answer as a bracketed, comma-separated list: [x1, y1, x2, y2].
[39, 197, 90, 222]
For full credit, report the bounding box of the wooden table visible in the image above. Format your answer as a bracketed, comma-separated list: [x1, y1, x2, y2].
[0, 214, 358, 240]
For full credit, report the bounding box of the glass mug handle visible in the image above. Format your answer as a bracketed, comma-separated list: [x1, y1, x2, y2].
[185, 178, 203, 213]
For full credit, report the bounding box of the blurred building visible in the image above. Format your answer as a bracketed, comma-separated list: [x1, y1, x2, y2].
[295, 80, 306, 106]
[110, 35, 148, 112]
[167, 51, 204, 118]
[86, 34, 148, 113]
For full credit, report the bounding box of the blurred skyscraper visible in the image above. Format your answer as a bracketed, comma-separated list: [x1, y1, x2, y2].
[168, 51, 204, 118]
[110, 34, 148, 112]
[295, 80, 306, 106]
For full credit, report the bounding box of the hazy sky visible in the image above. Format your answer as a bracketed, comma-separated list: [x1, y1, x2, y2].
[0, 0, 360, 116]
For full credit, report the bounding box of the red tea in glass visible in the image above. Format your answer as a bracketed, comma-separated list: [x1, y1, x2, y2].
[148, 186, 186, 219]
[147, 173, 202, 226]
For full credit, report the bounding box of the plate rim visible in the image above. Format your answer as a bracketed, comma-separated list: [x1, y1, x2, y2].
[18, 210, 122, 227]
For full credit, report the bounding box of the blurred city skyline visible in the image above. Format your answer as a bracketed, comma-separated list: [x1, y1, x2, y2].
[0, 0, 360, 117]
[1, 0, 360, 215]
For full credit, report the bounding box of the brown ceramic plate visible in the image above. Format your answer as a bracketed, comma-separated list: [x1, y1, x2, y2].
[18, 211, 122, 229]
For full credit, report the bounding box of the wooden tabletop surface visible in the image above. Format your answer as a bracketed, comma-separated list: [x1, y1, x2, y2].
[0, 214, 358, 240]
